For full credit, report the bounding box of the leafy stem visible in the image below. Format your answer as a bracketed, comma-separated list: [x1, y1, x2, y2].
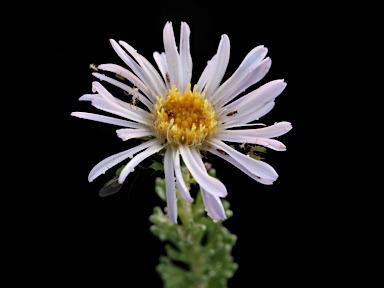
[149, 163, 238, 288]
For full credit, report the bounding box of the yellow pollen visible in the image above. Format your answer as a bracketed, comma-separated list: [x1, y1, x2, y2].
[153, 83, 217, 146]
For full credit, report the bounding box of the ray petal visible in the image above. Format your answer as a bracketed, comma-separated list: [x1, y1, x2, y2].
[179, 21, 192, 92]
[201, 188, 226, 221]
[116, 128, 155, 141]
[208, 139, 278, 180]
[88, 139, 158, 182]
[163, 21, 181, 88]
[92, 72, 152, 109]
[179, 146, 227, 197]
[164, 148, 177, 224]
[71, 112, 145, 128]
[212, 45, 268, 105]
[206, 145, 275, 185]
[118, 142, 164, 184]
[203, 35, 230, 99]
[173, 148, 193, 202]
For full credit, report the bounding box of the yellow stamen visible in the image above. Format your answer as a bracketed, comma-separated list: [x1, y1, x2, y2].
[153, 84, 217, 147]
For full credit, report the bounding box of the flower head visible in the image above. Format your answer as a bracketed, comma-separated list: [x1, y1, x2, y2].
[71, 21, 292, 224]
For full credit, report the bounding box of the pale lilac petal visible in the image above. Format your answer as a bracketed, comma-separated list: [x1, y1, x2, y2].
[109, 39, 149, 86]
[208, 139, 278, 180]
[91, 97, 148, 125]
[206, 145, 274, 185]
[221, 101, 275, 128]
[153, 52, 169, 89]
[88, 139, 158, 182]
[196, 54, 216, 93]
[111, 97, 152, 120]
[110, 39, 161, 100]
[97, 64, 154, 102]
[201, 188, 226, 221]
[163, 22, 181, 88]
[71, 112, 145, 128]
[216, 131, 288, 150]
[116, 128, 155, 141]
[119, 41, 167, 97]
[179, 22, 192, 92]
[220, 80, 286, 123]
[214, 57, 272, 108]
[251, 138, 287, 151]
[92, 72, 152, 109]
[180, 145, 227, 197]
[203, 35, 230, 100]
[173, 148, 193, 202]
[179, 145, 227, 197]
[217, 122, 292, 139]
[91, 82, 152, 124]
[212, 45, 267, 106]
[91, 81, 118, 103]
[118, 142, 164, 184]
[79, 94, 98, 101]
[164, 148, 177, 224]
[187, 149, 226, 221]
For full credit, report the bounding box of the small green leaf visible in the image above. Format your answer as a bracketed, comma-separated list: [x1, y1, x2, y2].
[150, 161, 164, 172]
[115, 164, 126, 176]
[154, 177, 166, 202]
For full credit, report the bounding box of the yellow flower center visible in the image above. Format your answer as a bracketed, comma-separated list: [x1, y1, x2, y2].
[153, 84, 217, 147]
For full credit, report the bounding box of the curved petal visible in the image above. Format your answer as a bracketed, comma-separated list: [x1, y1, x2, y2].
[179, 21, 192, 92]
[203, 35, 230, 100]
[220, 80, 287, 123]
[201, 188, 226, 222]
[79, 94, 98, 101]
[216, 133, 287, 151]
[116, 128, 155, 141]
[188, 149, 226, 221]
[212, 45, 268, 106]
[218, 122, 292, 139]
[91, 97, 151, 125]
[109, 39, 151, 89]
[110, 39, 161, 100]
[179, 145, 227, 197]
[220, 101, 275, 128]
[206, 145, 274, 185]
[196, 54, 216, 93]
[173, 148, 193, 202]
[164, 148, 177, 224]
[92, 81, 152, 121]
[71, 112, 145, 128]
[118, 142, 164, 183]
[153, 52, 169, 89]
[97, 64, 154, 102]
[92, 72, 152, 109]
[163, 21, 181, 88]
[214, 57, 272, 108]
[185, 149, 226, 221]
[88, 139, 158, 182]
[119, 41, 167, 97]
[208, 139, 278, 180]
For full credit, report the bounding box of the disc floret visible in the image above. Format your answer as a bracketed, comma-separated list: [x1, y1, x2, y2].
[153, 84, 217, 147]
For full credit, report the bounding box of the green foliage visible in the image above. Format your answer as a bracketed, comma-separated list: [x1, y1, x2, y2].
[150, 161, 164, 172]
[149, 166, 238, 288]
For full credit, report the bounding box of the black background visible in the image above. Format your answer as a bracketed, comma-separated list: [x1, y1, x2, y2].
[4, 1, 331, 286]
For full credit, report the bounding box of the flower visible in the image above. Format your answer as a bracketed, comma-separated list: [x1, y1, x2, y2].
[71, 21, 292, 224]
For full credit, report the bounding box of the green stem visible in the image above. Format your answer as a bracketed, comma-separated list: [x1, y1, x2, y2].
[150, 164, 238, 288]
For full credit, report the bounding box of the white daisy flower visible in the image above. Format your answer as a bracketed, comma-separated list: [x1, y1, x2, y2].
[71, 21, 292, 224]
